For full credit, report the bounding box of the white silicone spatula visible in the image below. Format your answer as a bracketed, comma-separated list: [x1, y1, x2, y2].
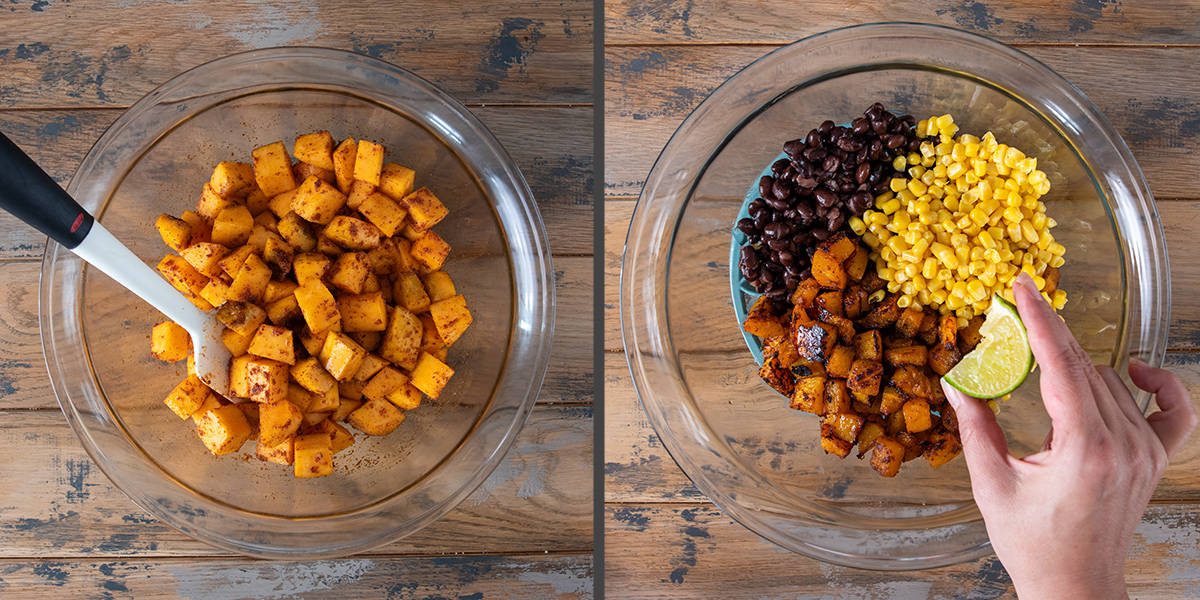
[0, 132, 232, 397]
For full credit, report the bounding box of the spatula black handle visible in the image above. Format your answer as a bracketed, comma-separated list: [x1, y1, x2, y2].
[0, 131, 93, 248]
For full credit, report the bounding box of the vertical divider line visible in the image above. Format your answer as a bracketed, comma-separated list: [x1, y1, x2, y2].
[592, 0, 607, 596]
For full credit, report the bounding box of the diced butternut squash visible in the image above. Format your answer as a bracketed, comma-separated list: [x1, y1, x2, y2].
[348, 398, 405, 436]
[429, 294, 472, 347]
[379, 305, 422, 370]
[310, 419, 355, 453]
[228, 253, 271, 304]
[216, 301, 267, 337]
[164, 374, 209, 419]
[156, 255, 212, 309]
[222, 327, 254, 357]
[338, 291, 388, 332]
[290, 357, 336, 394]
[358, 191, 407, 237]
[189, 393, 223, 424]
[179, 210, 211, 244]
[196, 183, 235, 220]
[902, 398, 933, 433]
[244, 357, 288, 404]
[408, 230, 450, 271]
[386, 381, 422, 410]
[924, 432, 962, 468]
[151, 321, 190, 363]
[323, 215, 382, 250]
[277, 211, 317, 252]
[248, 324, 295, 364]
[291, 175, 347, 225]
[421, 271, 456, 302]
[257, 436, 294, 465]
[197, 404, 253, 456]
[871, 436, 905, 477]
[210, 161, 258, 198]
[292, 131, 336, 171]
[332, 398, 363, 422]
[353, 140, 385, 185]
[400, 187, 448, 231]
[293, 432, 333, 478]
[331, 137, 357, 193]
[229, 354, 256, 398]
[293, 280, 340, 333]
[156, 214, 192, 252]
[379, 163, 415, 201]
[742, 296, 787, 338]
[346, 179, 376, 210]
[394, 271, 431, 314]
[790, 375, 826, 414]
[825, 345, 854, 379]
[847, 360, 883, 396]
[319, 331, 367, 381]
[259, 400, 303, 447]
[811, 248, 847, 289]
[362, 366, 408, 402]
[409, 352, 453, 399]
[251, 141, 298, 196]
[352, 353, 388, 383]
[327, 251, 370, 294]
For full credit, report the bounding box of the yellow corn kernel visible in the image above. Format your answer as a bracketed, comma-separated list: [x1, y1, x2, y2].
[889, 177, 908, 193]
[849, 216, 866, 236]
[893, 155, 907, 171]
[1052, 289, 1068, 309]
[897, 295, 911, 308]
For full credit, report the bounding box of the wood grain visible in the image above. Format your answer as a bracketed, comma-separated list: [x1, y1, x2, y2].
[0, 256, 589, 410]
[0, 106, 593, 259]
[605, 502, 1199, 598]
[0, 406, 589, 558]
[605, 199, 1200, 351]
[605, 0, 1200, 46]
[0, 553, 592, 598]
[605, 46, 1200, 200]
[0, 0, 592, 108]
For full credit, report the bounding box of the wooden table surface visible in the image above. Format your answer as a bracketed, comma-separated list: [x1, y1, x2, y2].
[603, 2, 1200, 598]
[0, 2, 593, 598]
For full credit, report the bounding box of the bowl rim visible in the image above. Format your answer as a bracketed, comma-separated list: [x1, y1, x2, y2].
[39, 46, 555, 558]
[620, 22, 1168, 570]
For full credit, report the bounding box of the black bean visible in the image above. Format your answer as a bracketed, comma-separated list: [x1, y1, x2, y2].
[822, 155, 840, 172]
[753, 212, 769, 230]
[818, 120, 835, 134]
[771, 159, 790, 176]
[848, 191, 872, 214]
[811, 188, 835, 208]
[855, 162, 871, 184]
[852, 117, 870, 135]
[737, 217, 757, 235]
[803, 146, 826, 162]
[827, 211, 844, 232]
[811, 228, 831, 241]
[758, 175, 774, 198]
[767, 239, 790, 251]
[771, 179, 792, 202]
[783, 139, 806, 158]
[805, 129, 821, 147]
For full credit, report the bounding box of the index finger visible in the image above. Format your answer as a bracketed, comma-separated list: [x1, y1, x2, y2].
[1012, 273, 1103, 436]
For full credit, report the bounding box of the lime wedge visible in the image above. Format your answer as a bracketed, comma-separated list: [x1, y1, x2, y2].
[943, 294, 1033, 399]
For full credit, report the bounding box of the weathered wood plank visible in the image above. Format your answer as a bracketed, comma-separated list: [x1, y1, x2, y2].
[605, 349, 1200, 503]
[604, 502, 1198, 599]
[0, 0, 592, 107]
[0, 406, 590, 558]
[0, 106, 593, 259]
[605, 0, 1200, 46]
[604, 199, 1200, 351]
[0, 255, 589, 409]
[0, 553, 592, 598]
[605, 46, 1200, 200]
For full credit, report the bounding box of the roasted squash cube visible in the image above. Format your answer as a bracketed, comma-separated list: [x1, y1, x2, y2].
[844, 244, 869, 281]
[262, 233, 294, 278]
[859, 295, 901, 329]
[353, 140, 385, 185]
[338, 291, 388, 332]
[924, 431, 962, 468]
[793, 322, 837, 363]
[268, 188, 299, 218]
[332, 137, 357, 193]
[742, 296, 787, 338]
[197, 404, 253, 456]
[327, 251, 370, 294]
[418, 314, 448, 361]
[871, 436, 905, 477]
[352, 353, 388, 382]
[164, 374, 209, 419]
[291, 175, 347, 225]
[824, 378, 852, 415]
[358, 191, 407, 237]
[902, 398, 933, 433]
[199, 279, 231, 308]
[815, 291, 843, 317]
[228, 253, 271, 304]
[155, 214, 193, 252]
[244, 357, 288, 404]
[825, 346, 854, 378]
[294, 280, 341, 333]
[323, 215, 383, 250]
[151, 321, 190, 363]
[179, 210, 211, 244]
[847, 360, 883, 396]
[820, 231, 857, 262]
[757, 353, 795, 397]
[181, 242, 231, 278]
[308, 379, 341, 413]
[293, 252, 331, 287]
[819, 423, 853, 458]
[248, 324, 295, 364]
[287, 383, 315, 412]
[311, 419, 355, 453]
[216, 301, 267, 337]
[259, 400, 303, 447]
[229, 354, 256, 398]
[895, 306, 925, 338]
[277, 211, 317, 252]
[409, 352, 454, 399]
[856, 422, 886, 458]
[319, 331, 367, 381]
[842, 285, 869, 319]
[293, 432, 333, 478]
[290, 357, 336, 394]
[293, 131, 336, 171]
[879, 387, 906, 415]
[429, 294, 472, 346]
[346, 179, 376, 210]
[853, 330, 882, 361]
[190, 393, 223, 424]
[348, 398, 405, 436]
[811, 248, 847, 290]
[790, 375, 826, 414]
[891, 366, 932, 399]
[408, 230, 450, 271]
[421, 271, 456, 302]
[210, 161, 258, 198]
[302, 410, 332, 427]
[256, 436, 294, 466]
[884, 345, 928, 367]
[219, 244, 255, 278]
[251, 141, 298, 196]
[379, 163, 415, 200]
[825, 412, 865, 444]
[332, 398, 363, 422]
[400, 187, 449, 231]
[379, 305, 422, 370]
[386, 381, 423, 410]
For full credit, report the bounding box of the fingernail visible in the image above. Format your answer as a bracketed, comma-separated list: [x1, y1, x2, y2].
[1013, 271, 1036, 297]
[940, 379, 963, 409]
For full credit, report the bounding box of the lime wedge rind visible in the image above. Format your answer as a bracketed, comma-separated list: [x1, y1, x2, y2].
[943, 294, 1034, 399]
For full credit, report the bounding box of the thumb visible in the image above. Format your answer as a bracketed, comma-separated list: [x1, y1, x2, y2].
[942, 380, 1014, 489]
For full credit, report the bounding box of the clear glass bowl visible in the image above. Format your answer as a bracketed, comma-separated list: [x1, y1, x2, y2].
[621, 24, 1168, 570]
[40, 47, 554, 558]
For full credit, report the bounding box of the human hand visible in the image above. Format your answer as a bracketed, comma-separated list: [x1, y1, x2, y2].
[940, 272, 1197, 600]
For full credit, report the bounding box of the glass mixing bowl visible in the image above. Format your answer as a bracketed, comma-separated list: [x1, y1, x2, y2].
[39, 47, 553, 558]
[621, 24, 1168, 570]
